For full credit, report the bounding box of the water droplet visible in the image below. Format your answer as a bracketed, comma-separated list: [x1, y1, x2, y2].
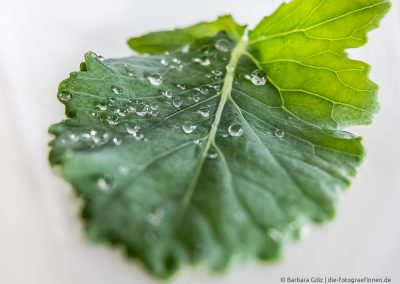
[177, 83, 186, 90]
[115, 107, 127, 117]
[182, 121, 196, 134]
[58, 91, 72, 102]
[146, 209, 165, 226]
[163, 90, 173, 98]
[160, 58, 168, 66]
[274, 129, 285, 139]
[90, 130, 97, 136]
[112, 137, 122, 145]
[228, 123, 243, 137]
[107, 114, 119, 125]
[126, 124, 140, 134]
[97, 55, 104, 61]
[212, 69, 223, 77]
[150, 102, 159, 110]
[107, 98, 116, 106]
[268, 228, 282, 241]
[193, 139, 203, 146]
[194, 56, 210, 66]
[111, 85, 122, 95]
[172, 58, 181, 64]
[215, 39, 230, 52]
[135, 103, 149, 116]
[97, 177, 113, 192]
[89, 52, 97, 58]
[192, 94, 201, 102]
[147, 73, 163, 86]
[198, 85, 212, 95]
[181, 45, 190, 53]
[197, 106, 210, 118]
[172, 98, 183, 108]
[208, 151, 218, 159]
[250, 69, 267, 86]
[150, 110, 159, 117]
[226, 64, 234, 73]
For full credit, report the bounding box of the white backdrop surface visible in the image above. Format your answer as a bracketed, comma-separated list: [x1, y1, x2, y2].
[0, 0, 399, 283]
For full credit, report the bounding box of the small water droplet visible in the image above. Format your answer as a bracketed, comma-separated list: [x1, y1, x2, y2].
[111, 85, 122, 95]
[150, 102, 159, 110]
[173, 98, 183, 108]
[192, 94, 201, 102]
[197, 106, 210, 118]
[160, 58, 168, 66]
[250, 69, 267, 86]
[215, 39, 230, 52]
[226, 64, 234, 73]
[177, 83, 186, 90]
[182, 121, 196, 134]
[228, 123, 243, 137]
[274, 129, 285, 139]
[146, 209, 165, 226]
[115, 107, 127, 117]
[58, 91, 72, 102]
[97, 55, 104, 61]
[112, 137, 122, 145]
[126, 124, 140, 134]
[163, 90, 173, 98]
[211, 69, 223, 77]
[181, 45, 190, 53]
[194, 56, 210, 66]
[208, 151, 218, 159]
[193, 139, 203, 146]
[147, 73, 163, 86]
[107, 114, 119, 125]
[150, 110, 159, 117]
[135, 103, 149, 116]
[107, 98, 116, 106]
[97, 177, 113, 192]
[268, 228, 282, 241]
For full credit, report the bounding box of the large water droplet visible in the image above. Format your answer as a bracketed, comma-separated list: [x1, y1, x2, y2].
[215, 39, 230, 52]
[228, 123, 243, 137]
[250, 69, 267, 86]
[182, 121, 196, 134]
[173, 98, 183, 108]
[58, 91, 72, 102]
[111, 85, 122, 95]
[275, 129, 285, 139]
[147, 73, 163, 86]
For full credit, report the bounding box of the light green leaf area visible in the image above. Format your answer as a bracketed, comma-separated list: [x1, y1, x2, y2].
[49, 0, 390, 279]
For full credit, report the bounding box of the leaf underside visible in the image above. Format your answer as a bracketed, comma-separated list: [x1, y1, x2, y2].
[49, 0, 390, 278]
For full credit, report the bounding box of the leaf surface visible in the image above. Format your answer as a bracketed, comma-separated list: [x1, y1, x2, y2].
[49, 0, 390, 278]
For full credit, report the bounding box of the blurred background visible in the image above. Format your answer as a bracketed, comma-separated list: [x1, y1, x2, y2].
[0, 0, 399, 283]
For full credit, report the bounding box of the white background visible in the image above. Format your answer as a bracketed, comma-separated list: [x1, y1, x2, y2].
[0, 0, 399, 283]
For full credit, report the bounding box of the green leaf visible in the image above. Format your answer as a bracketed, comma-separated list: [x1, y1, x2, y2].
[128, 15, 246, 54]
[49, 0, 390, 279]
